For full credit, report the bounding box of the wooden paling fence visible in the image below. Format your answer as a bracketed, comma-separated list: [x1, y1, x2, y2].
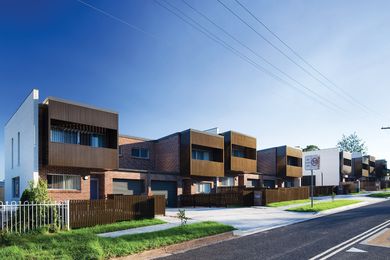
[70, 195, 165, 228]
[179, 191, 253, 208]
[360, 181, 380, 191]
[263, 187, 309, 205]
[313, 186, 336, 197]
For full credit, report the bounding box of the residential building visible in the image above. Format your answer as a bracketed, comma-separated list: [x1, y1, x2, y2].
[257, 146, 302, 188]
[375, 159, 389, 181]
[351, 153, 375, 181]
[302, 148, 352, 186]
[4, 89, 120, 202]
[219, 131, 259, 188]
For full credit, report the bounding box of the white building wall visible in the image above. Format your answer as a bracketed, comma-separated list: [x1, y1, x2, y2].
[302, 148, 340, 186]
[4, 89, 39, 201]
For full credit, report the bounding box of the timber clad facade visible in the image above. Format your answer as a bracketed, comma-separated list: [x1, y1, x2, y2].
[257, 146, 302, 188]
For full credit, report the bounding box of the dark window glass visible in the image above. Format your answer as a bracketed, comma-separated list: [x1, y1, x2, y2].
[12, 177, 20, 197]
[131, 148, 149, 159]
[287, 156, 302, 167]
[343, 158, 352, 166]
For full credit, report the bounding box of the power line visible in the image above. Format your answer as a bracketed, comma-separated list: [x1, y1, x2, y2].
[154, 0, 345, 113]
[181, 0, 346, 112]
[216, 0, 378, 115]
[233, 0, 381, 116]
[76, 0, 164, 43]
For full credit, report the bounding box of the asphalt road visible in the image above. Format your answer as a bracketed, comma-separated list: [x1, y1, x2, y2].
[161, 199, 390, 260]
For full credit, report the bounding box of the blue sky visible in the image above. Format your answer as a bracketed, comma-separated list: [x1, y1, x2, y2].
[1, 0, 390, 179]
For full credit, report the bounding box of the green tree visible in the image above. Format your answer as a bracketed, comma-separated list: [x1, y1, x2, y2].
[302, 145, 320, 152]
[337, 132, 367, 154]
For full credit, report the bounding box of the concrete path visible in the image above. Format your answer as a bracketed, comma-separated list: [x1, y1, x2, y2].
[98, 216, 198, 238]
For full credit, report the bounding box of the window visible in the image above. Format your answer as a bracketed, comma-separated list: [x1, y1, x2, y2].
[12, 177, 20, 197]
[91, 134, 104, 148]
[51, 128, 78, 144]
[343, 158, 352, 166]
[232, 148, 245, 158]
[119, 146, 123, 157]
[192, 149, 211, 161]
[131, 148, 149, 159]
[17, 132, 20, 166]
[11, 138, 14, 169]
[287, 156, 302, 167]
[47, 174, 81, 190]
[51, 128, 105, 148]
[196, 183, 211, 193]
[221, 177, 234, 187]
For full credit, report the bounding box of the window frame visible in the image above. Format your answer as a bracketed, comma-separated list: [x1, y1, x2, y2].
[11, 138, 14, 169]
[17, 132, 20, 166]
[131, 147, 150, 159]
[221, 177, 234, 187]
[196, 182, 212, 194]
[47, 174, 81, 191]
[12, 177, 20, 198]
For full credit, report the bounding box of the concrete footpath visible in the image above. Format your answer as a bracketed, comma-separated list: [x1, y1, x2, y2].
[98, 217, 199, 238]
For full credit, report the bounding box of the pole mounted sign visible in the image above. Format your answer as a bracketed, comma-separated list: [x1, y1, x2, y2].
[305, 155, 320, 170]
[304, 154, 320, 208]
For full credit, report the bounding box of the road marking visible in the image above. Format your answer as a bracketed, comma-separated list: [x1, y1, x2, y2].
[309, 219, 390, 260]
[345, 247, 367, 253]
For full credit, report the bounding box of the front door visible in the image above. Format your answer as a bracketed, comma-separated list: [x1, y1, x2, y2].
[90, 178, 99, 200]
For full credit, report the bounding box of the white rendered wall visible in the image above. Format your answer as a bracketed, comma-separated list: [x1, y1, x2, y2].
[303, 148, 340, 186]
[4, 89, 39, 201]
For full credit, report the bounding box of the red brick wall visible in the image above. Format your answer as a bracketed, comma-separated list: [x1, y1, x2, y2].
[118, 136, 155, 171]
[39, 166, 105, 201]
[154, 134, 180, 173]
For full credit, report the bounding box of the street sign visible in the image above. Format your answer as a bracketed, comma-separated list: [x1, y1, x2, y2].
[305, 155, 320, 170]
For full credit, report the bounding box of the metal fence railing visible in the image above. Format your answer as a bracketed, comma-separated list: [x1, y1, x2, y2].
[0, 201, 69, 233]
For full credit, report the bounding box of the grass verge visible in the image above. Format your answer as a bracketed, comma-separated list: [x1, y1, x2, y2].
[287, 199, 362, 212]
[0, 221, 234, 259]
[267, 199, 311, 207]
[368, 192, 390, 198]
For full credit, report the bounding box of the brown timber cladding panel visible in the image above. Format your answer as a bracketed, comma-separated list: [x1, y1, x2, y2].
[47, 99, 118, 129]
[49, 142, 118, 169]
[231, 157, 257, 173]
[69, 196, 165, 228]
[179, 192, 253, 207]
[263, 187, 309, 205]
[286, 146, 302, 159]
[191, 160, 224, 177]
[286, 165, 303, 178]
[231, 132, 256, 149]
[257, 149, 276, 175]
[191, 131, 224, 149]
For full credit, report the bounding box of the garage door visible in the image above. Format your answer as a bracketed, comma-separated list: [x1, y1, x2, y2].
[151, 181, 177, 207]
[112, 179, 145, 195]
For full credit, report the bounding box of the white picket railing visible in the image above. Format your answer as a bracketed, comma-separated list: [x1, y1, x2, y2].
[0, 201, 69, 233]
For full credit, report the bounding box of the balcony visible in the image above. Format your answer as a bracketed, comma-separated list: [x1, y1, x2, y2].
[191, 160, 224, 177]
[49, 142, 118, 169]
[286, 165, 302, 178]
[231, 157, 257, 173]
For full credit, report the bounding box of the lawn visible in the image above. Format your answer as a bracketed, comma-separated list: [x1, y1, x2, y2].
[287, 199, 362, 212]
[368, 192, 390, 198]
[267, 199, 311, 207]
[0, 221, 234, 259]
